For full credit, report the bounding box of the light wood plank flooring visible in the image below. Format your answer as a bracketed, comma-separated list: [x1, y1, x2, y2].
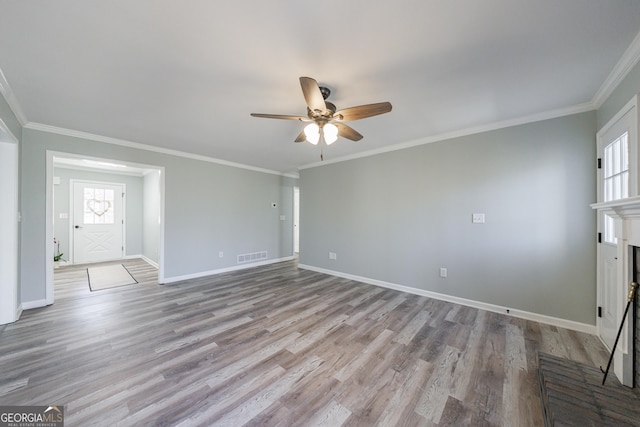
[0, 259, 609, 426]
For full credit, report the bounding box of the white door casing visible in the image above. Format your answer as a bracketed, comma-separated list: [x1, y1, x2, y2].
[0, 127, 19, 325]
[294, 186, 300, 253]
[593, 94, 639, 386]
[72, 180, 125, 263]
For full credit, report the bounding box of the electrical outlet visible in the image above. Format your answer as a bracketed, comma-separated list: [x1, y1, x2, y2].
[219, 251, 224, 258]
[439, 267, 447, 278]
[329, 252, 337, 260]
[472, 213, 485, 224]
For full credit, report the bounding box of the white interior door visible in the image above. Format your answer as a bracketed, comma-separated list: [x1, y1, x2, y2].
[73, 181, 124, 263]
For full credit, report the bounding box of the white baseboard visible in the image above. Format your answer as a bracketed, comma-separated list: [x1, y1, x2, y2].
[162, 256, 296, 284]
[140, 255, 159, 269]
[297, 264, 596, 335]
[21, 299, 49, 310]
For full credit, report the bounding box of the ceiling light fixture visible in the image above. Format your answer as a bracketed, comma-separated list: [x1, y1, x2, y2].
[303, 123, 320, 145]
[323, 123, 338, 145]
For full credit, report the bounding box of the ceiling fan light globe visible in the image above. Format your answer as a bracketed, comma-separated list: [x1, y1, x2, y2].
[304, 123, 320, 145]
[324, 123, 338, 145]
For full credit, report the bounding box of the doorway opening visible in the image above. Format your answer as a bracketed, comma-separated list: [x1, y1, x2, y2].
[47, 151, 165, 305]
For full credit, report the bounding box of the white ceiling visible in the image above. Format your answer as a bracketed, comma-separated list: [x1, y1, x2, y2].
[1, 1, 639, 174]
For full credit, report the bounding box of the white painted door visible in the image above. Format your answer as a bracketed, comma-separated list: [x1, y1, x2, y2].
[596, 109, 633, 350]
[72, 181, 124, 263]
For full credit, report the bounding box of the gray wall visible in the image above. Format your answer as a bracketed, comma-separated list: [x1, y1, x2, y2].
[299, 111, 597, 324]
[142, 170, 162, 263]
[20, 128, 295, 302]
[52, 167, 144, 261]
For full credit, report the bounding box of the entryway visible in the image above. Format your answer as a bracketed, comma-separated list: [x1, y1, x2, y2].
[47, 152, 165, 306]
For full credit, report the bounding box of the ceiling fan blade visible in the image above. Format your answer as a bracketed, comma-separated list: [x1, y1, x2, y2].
[335, 102, 392, 121]
[294, 130, 306, 143]
[335, 122, 363, 141]
[250, 113, 308, 121]
[299, 77, 327, 112]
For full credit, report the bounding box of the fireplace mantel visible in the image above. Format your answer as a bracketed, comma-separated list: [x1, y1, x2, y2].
[592, 197, 639, 387]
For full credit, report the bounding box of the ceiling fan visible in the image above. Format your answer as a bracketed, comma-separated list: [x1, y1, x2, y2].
[251, 77, 392, 160]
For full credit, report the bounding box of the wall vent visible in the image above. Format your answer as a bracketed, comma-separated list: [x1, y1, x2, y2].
[237, 251, 268, 264]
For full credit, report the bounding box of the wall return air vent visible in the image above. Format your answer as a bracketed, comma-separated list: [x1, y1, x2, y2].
[237, 251, 268, 264]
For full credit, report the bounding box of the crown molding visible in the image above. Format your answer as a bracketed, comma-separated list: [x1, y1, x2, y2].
[299, 101, 595, 170]
[24, 122, 287, 177]
[592, 29, 640, 108]
[0, 68, 27, 126]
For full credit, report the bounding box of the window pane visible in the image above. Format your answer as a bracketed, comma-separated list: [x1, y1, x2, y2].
[613, 139, 621, 175]
[622, 171, 629, 199]
[604, 144, 613, 178]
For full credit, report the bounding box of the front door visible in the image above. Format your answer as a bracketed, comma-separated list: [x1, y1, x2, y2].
[72, 181, 124, 264]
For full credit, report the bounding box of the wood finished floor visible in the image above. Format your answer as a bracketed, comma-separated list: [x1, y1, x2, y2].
[0, 259, 609, 426]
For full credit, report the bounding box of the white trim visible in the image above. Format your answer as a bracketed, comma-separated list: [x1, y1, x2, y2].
[46, 153, 54, 305]
[0, 127, 20, 325]
[299, 102, 595, 170]
[0, 68, 27, 125]
[26, 122, 286, 177]
[140, 255, 159, 269]
[593, 30, 640, 108]
[21, 299, 48, 310]
[162, 256, 295, 284]
[297, 264, 596, 334]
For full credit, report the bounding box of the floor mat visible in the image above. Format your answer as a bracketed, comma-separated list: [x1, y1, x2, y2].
[87, 264, 138, 291]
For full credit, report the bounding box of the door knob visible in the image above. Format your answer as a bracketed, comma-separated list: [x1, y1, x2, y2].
[75, 225, 83, 229]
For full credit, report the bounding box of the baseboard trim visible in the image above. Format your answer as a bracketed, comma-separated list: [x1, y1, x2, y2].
[297, 264, 596, 335]
[163, 256, 296, 284]
[21, 299, 49, 310]
[140, 255, 159, 269]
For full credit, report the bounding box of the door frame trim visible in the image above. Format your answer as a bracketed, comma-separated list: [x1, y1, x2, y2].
[0, 118, 19, 325]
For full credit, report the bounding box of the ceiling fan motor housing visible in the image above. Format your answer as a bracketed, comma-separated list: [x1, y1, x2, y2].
[319, 86, 331, 100]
